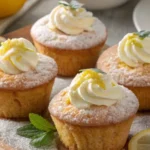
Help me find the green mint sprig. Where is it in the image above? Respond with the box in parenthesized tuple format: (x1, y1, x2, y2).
(134, 30, 150, 39)
(79, 68, 106, 74)
(17, 113, 56, 148)
(59, 0, 84, 9)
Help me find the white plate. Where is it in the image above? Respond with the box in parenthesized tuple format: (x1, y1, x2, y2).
(133, 0, 150, 31)
(79, 0, 129, 10)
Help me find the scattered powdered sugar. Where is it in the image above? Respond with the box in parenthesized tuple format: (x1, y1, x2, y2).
(0, 76, 73, 150)
(98, 46, 150, 87)
(49, 86, 139, 126)
(31, 15, 106, 50)
(109, 59, 150, 87)
(0, 54, 58, 90)
(0, 119, 57, 150)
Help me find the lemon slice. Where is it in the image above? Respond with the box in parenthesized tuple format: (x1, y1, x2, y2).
(0, 0, 26, 18)
(128, 129, 150, 150)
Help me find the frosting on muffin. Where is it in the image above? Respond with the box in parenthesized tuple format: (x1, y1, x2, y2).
(48, 3, 95, 35)
(97, 45, 150, 87)
(0, 38, 58, 90)
(69, 69, 124, 108)
(49, 87, 139, 126)
(49, 69, 139, 126)
(31, 15, 106, 50)
(31, 1, 106, 51)
(118, 31, 150, 67)
(0, 38, 38, 74)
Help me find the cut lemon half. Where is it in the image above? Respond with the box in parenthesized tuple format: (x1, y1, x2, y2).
(0, 0, 26, 18)
(128, 129, 150, 150)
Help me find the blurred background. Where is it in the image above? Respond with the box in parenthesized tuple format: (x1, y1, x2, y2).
(0, 0, 145, 46)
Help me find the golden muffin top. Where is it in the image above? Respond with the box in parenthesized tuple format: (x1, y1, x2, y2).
(49, 69, 139, 126)
(0, 38, 58, 90)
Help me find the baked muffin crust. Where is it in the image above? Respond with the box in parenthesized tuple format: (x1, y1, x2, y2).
(31, 15, 106, 50)
(0, 53, 57, 90)
(49, 87, 139, 126)
(97, 45, 150, 87)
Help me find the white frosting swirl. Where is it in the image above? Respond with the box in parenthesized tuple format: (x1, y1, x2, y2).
(48, 5, 95, 35)
(0, 38, 38, 74)
(68, 70, 124, 108)
(118, 33, 150, 67)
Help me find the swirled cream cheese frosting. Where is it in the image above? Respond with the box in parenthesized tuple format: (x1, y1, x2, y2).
(0, 38, 38, 74)
(118, 32, 150, 67)
(68, 69, 124, 108)
(48, 2, 95, 35)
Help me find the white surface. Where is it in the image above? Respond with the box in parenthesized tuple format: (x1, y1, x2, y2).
(133, 0, 150, 31)
(79, 0, 129, 10)
(0, 0, 39, 34)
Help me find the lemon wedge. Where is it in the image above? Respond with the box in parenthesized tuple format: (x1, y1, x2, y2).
(128, 129, 150, 150)
(0, 0, 26, 18)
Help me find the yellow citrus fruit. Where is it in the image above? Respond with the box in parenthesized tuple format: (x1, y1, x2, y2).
(128, 128, 150, 150)
(0, 0, 26, 18)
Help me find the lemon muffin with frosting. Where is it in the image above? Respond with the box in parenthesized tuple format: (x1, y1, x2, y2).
(0, 38, 58, 118)
(49, 69, 139, 150)
(31, 0, 107, 76)
(97, 31, 150, 110)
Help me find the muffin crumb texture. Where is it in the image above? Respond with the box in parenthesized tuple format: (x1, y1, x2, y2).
(31, 15, 106, 50)
(0, 54, 58, 90)
(49, 87, 139, 126)
(98, 45, 150, 87)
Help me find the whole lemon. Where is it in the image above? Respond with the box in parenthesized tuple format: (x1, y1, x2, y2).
(0, 0, 26, 18)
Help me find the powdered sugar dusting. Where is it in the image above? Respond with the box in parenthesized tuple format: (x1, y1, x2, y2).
(98, 46, 150, 87)
(49, 87, 139, 126)
(0, 120, 57, 150)
(0, 54, 58, 90)
(31, 15, 106, 50)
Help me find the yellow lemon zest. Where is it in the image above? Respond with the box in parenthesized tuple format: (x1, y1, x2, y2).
(132, 39, 143, 48)
(66, 98, 71, 105)
(75, 70, 105, 90)
(118, 62, 132, 70)
(127, 34, 137, 40)
(16, 56, 22, 62)
(0, 39, 34, 57)
(126, 34, 143, 48)
(112, 82, 116, 86)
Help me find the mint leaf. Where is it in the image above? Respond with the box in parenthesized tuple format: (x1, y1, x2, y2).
(59, 0, 70, 6)
(134, 30, 150, 39)
(79, 68, 106, 74)
(17, 113, 56, 148)
(59, 0, 84, 9)
(17, 124, 44, 138)
(30, 131, 55, 148)
(29, 113, 56, 132)
(70, 0, 84, 9)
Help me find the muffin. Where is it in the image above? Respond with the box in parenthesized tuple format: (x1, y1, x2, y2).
(31, 1, 107, 76)
(97, 31, 150, 110)
(0, 38, 58, 118)
(49, 69, 139, 150)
